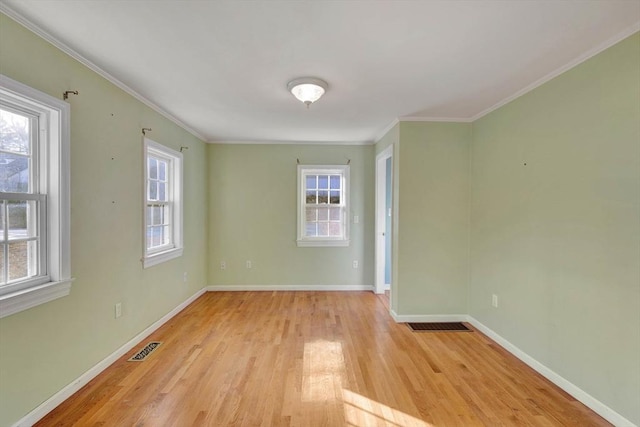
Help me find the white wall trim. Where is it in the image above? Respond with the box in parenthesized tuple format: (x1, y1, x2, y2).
(207, 139, 374, 146)
(11, 288, 207, 427)
(469, 23, 640, 122)
(373, 119, 399, 144)
(399, 116, 473, 123)
(207, 284, 374, 292)
(389, 310, 468, 323)
(467, 316, 637, 427)
(0, 3, 207, 142)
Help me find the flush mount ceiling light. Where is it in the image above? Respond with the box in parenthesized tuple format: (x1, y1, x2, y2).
(287, 77, 328, 108)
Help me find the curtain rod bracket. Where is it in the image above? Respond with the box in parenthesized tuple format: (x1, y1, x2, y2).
(180, 146, 189, 152)
(142, 128, 152, 136)
(63, 90, 78, 100)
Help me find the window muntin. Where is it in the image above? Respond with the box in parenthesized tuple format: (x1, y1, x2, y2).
(143, 139, 183, 267)
(297, 165, 349, 247)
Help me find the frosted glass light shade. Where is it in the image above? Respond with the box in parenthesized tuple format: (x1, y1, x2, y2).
(287, 78, 328, 107)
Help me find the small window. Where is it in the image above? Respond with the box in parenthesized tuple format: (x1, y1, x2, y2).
(0, 74, 72, 318)
(297, 165, 349, 247)
(143, 138, 183, 268)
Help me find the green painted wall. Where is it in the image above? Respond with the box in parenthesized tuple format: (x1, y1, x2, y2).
(396, 122, 471, 315)
(208, 144, 374, 288)
(469, 33, 640, 424)
(0, 14, 208, 426)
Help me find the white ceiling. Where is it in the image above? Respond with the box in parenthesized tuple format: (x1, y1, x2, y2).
(1, 1, 639, 144)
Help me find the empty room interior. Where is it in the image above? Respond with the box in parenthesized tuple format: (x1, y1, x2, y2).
(0, 1, 639, 426)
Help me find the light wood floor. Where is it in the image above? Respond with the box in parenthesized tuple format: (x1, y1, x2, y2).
(37, 292, 610, 426)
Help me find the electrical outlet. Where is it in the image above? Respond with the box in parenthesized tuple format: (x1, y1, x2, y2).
(115, 302, 122, 318)
(183, 272, 188, 283)
(221, 261, 226, 270)
(492, 294, 499, 308)
(354, 215, 359, 224)
(352, 260, 358, 269)
(246, 260, 252, 269)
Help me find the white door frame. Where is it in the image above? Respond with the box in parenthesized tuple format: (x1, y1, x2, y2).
(375, 145, 393, 295)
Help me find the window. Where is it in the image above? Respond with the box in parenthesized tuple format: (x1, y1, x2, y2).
(297, 165, 349, 247)
(143, 138, 182, 268)
(0, 74, 72, 318)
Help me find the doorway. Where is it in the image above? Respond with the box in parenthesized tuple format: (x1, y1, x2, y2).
(375, 145, 393, 295)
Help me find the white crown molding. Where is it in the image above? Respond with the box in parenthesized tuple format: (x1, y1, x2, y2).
(11, 288, 207, 427)
(207, 284, 374, 292)
(467, 316, 637, 427)
(470, 23, 640, 122)
(373, 119, 399, 144)
(208, 139, 374, 146)
(0, 4, 207, 142)
(399, 116, 473, 123)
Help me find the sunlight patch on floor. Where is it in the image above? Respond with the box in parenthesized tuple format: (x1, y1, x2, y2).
(341, 389, 434, 427)
(302, 340, 346, 402)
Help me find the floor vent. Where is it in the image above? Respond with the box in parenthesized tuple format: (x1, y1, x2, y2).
(128, 342, 162, 361)
(407, 322, 471, 332)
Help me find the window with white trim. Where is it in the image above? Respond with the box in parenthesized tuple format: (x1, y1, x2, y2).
(143, 138, 183, 268)
(0, 74, 72, 318)
(297, 165, 349, 247)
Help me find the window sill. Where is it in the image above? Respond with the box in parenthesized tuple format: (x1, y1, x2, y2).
(297, 239, 350, 247)
(143, 247, 183, 268)
(0, 278, 74, 319)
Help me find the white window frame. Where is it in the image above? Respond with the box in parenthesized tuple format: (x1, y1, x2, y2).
(0, 74, 72, 319)
(297, 164, 350, 247)
(142, 138, 183, 268)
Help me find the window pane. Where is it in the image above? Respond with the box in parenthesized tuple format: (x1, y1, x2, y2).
(146, 227, 153, 249)
(318, 191, 328, 204)
(148, 157, 158, 179)
(330, 175, 340, 190)
(158, 160, 167, 181)
(149, 181, 158, 200)
(306, 191, 316, 204)
(162, 205, 170, 225)
(306, 176, 317, 190)
(305, 223, 317, 237)
(152, 226, 161, 247)
(8, 241, 29, 281)
(0, 201, 4, 241)
(305, 207, 317, 222)
(146, 205, 152, 227)
(0, 152, 30, 193)
(0, 245, 4, 283)
(317, 222, 329, 236)
(162, 226, 170, 246)
(330, 191, 340, 204)
(329, 222, 342, 237)
(318, 208, 328, 221)
(7, 200, 31, 240)
(318, 175, 328, 189)
(158, 182, 166, 201)
(0, 109, 30, 154)
(329, 207, 341, 221)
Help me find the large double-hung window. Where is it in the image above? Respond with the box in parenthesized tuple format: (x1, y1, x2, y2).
(297, 165, 350, 247)
(0, 74, 72, 318)
(142, 138, 183, 268)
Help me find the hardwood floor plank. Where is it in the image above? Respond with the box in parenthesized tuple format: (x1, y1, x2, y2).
(36, 291, 611, 426)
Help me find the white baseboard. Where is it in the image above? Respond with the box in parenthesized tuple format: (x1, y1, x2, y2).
(207, 284, 374, 292)
(12, 288, 207, 427)
(466, 316, 636, 427)
(390, 310, 468, 323)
